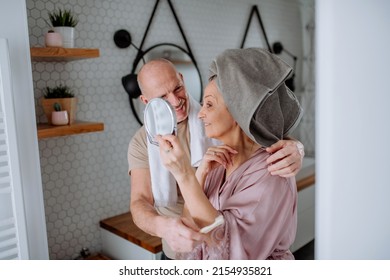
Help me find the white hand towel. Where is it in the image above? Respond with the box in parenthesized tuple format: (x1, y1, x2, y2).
(147, 94, 218, 207)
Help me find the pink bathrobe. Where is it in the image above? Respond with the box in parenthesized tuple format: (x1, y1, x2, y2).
(179, 148, 297, 260)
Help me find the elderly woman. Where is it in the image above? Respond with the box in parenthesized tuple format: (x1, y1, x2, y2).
(156, 48, 303, 259)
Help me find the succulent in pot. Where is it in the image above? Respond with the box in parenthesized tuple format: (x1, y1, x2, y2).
(44, 84, 75, 99)
(46, 8, 78, 48)
(46, 8, 78, 28)
(51, 102, 69, 126)
(41, 84, 78, 125)
(53, 102, 62, 111)
(44, 29, 63, 47)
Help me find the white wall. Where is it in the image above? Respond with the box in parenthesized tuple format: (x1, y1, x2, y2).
(316, 0, 390, 259)
(0, 0, 48, 259)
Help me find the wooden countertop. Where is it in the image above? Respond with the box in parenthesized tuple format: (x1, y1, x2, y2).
(296, 174, 315, 192)
(100, 212, 162, 254)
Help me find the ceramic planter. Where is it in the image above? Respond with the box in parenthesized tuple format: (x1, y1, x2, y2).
(45, 32, 63, 47)
(53, 26, 75, 48)
(51, 111, 69, 125)
(41, 97, 77, 125)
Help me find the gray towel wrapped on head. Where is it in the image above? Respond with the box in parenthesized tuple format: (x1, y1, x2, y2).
(209, 48, 303, 147)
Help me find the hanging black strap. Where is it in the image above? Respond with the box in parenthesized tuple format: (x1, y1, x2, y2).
(137, 0, 160, 51)
(132, 0, 196, 72)
(240, 5, 272, 52)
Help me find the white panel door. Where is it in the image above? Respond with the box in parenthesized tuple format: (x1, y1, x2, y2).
(0, 38, 29, 259)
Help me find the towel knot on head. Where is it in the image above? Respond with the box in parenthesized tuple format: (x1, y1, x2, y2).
(209, 48, 303, 147)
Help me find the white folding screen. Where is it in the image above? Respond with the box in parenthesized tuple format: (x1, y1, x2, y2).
(0, 38, 29, 259)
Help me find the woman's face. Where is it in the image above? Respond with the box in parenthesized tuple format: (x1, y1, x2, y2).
(198, 80, 236, 140)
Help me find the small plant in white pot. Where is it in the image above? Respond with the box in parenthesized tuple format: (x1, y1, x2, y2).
(44, 30, 62, 47)
(41, 84, 78, 125)
(46, 8, 78, 48)
(51, 102, 69, 126)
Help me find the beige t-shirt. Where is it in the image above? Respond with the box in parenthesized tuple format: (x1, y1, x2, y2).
(128, 119, 192, 259)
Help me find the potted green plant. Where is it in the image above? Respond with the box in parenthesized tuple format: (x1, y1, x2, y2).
(41, 84, 78, 125)
(46, 8, 78, 48)
(44, 29, 63, 47)
(51, 103, 69, 126)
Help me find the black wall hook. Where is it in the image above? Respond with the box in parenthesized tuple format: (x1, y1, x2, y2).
(113, 29, 132, 48)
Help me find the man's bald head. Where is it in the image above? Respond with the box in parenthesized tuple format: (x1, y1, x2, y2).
(137, 59, 190, 122)
(138, 59, 178, 98)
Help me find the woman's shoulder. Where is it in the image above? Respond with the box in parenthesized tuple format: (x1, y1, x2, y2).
(242, 148, 269, 174)
(239, 149, 295, 189)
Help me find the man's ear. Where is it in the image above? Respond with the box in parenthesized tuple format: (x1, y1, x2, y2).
(140, 95, 148, 105)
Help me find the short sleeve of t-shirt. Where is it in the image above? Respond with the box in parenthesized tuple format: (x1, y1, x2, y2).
(127, 121, 190, 175)
(127, 126, 148, 174)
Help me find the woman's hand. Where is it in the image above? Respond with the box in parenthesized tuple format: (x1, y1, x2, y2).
(156, 134, 192, 180)
(196, 145, 238, 179)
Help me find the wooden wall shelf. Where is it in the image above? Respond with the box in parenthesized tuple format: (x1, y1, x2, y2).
(30, 47, 100, 61)
(37, 121, 104, 139)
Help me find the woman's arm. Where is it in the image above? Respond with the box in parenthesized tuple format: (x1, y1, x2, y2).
(177, 171, 219, 227)
(156, 135, 234, 228)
